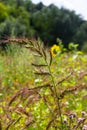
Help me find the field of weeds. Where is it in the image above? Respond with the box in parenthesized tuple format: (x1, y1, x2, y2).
(0, 39, 87, 130)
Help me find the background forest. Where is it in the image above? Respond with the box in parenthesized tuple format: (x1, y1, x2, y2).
(0, 0, 87, 50)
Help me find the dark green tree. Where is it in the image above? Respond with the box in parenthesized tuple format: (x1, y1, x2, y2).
(31, 5, 83, 46)
(74, 21, 87, 49)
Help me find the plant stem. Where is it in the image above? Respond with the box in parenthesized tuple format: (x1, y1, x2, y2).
(45, 59, 63, 130)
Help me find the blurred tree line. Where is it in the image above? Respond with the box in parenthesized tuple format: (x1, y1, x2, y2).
(0, 0, 87, 49)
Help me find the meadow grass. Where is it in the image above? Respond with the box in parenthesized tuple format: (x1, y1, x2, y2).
(0, 40, 87, 130)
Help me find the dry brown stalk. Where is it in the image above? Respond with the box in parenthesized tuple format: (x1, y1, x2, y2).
(16, 107, 30, 117)
(42, 47, 47, 60)
(49, 51, 52, 66)
(73, 118, 86, 130)
(25, 46, 43, 56)
(5, 120, 14, 130)
(46, 113, 58, 130)
(28, 83, 52, 90)
(21, 120, 35, 130)
(7, 90, 21, 107)
(56, 71, 74, 85)
(7, 87, 39, 107)
(25, 95, 40, 107)
(0, 121, 2, 130)
(43, 95, 53, 114)
(8, 38, 30, 45)
(59, 83, 87, 99)
(78, 71, 87, 80)
(34, 71, 50, 75)
(12, 116, 22, 126)
(32, 63, 47, 67)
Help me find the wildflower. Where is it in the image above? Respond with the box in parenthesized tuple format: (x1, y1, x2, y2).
(63, 118, 68, 124)
(77, 117, 83, 122)
(82, 125, 87, 130)
(69, 113, 77, 120)
(50, 44, 60, 57)
(35, 78, 42, 83)
(81, 111, 86, 117)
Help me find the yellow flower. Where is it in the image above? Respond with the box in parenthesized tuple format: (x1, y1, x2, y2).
(50, 44, 60, 57)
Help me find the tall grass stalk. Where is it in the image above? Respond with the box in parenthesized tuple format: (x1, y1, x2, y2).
(45, 59, 63, 130)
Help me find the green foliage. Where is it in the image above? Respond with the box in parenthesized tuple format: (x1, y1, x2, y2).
(0, 17, 15, 38)
(74, 21, 87, 49)
(0, 39, 87, 129)
(68, 42, 79, 52)
(0, 2, 8, 22)
(5, 43, 22, 56)
(82, 41, 87, 53)
(0, 0, 86, 49)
